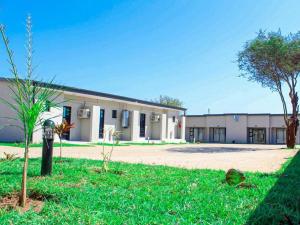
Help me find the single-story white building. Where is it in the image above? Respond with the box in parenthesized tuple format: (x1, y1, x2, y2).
(0, 78, 186, 143)
(186, 113, 300, 144)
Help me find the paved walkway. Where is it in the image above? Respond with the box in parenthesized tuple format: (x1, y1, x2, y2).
(0, 143, 298, 172)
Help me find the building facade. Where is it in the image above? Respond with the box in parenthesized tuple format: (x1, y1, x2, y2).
(0, 78, 186, 143)
(186, 114, 300, 144)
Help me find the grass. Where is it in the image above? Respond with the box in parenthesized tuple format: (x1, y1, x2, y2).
(95, 142, 130, 147)
(0, 153, 299, 224)
(1, 141, 186, 148)
(0, 142, 92, 148)
(96, 141, 187, 147)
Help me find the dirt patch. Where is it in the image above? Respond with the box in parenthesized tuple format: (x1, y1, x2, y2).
(0, 193, 43, 213)
(0, 191, 57, 213)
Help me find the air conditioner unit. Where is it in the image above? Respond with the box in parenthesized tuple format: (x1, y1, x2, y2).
(78, 108, 91, 119)
(151, 113, 160, 122)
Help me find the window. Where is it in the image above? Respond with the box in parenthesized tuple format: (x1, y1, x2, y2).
(172, 116, 176, 123)
(112, 110, 117, 118)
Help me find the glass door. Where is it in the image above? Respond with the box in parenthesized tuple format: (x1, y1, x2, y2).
(196, 128, 205, 142)
(276, 128, 286, 144)
(99, 109, 105, 139)
(62, 106, 72, 140)
(139, 113, 146, 137)
(248, 128, 266, 144)
(209, 128, 226, 143)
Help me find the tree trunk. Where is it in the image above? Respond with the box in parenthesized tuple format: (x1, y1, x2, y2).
(19, 139, 29, 207)
(286, 88, 299, 148)
(60, 138, 62, 162)
(286, 117, 298, 148)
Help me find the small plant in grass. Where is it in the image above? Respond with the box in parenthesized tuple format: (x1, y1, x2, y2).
(54, 120, 75, 162)
(225, 169, 245, 185)
(0, 152, 19, 162)
(101, 129, 122, 172)
(225, 169, 257, 189)
(112, 130, 122, 145)
(0, 16, 61, 207)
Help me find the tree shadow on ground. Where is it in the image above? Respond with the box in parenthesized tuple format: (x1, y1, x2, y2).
(246, 152, 300, 225)
(166, 147, 265, 153)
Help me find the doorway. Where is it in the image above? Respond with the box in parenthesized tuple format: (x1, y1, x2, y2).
(62, 106, 72, 140)
(99, 109, 105, 139)
(248, 128, 266, 144)
(209, 128, 226, 143)
(139, 113, 146, 137)
(276, 128, 286, 144)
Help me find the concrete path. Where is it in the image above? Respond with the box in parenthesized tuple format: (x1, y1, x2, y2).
(0, 143, 298, 172)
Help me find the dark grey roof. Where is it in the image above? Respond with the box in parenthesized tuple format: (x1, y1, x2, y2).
(0, 77, 186, 111)
(187, 113, 287, 117)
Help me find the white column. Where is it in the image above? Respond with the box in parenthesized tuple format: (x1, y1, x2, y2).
(89, 105, 100, 142)
(131, 110, 139, 141)
(160, 113, 167, 141)
(180, 116, 186, 140)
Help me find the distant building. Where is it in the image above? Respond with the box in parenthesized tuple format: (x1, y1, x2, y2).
(186, 114, 300, 144)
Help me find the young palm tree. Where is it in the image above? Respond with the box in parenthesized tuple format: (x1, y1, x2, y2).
(0, 16, 61, 207)
(54, 120, 75, 162)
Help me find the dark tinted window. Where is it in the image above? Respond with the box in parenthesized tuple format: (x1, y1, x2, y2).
(112, 110, 117, 118)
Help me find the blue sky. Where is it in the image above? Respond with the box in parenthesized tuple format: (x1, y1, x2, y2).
(0, 0, 300, 114)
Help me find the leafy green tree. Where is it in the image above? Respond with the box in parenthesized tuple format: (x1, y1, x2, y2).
(152, 95, 183, 108)
(0, 16, 61, 207)
(238, 30, 300, 148)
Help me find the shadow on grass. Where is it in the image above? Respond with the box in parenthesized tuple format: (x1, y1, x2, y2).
(246, 152, 300, 225)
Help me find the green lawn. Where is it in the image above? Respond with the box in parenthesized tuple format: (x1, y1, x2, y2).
(0, 142, 92, 148)
(0, 153, 299, 224)
(0, 141, 186, 148)
(96, 141, 187, 147)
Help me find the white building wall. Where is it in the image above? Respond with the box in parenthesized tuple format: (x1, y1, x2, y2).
(225, 115, 247, 144)
(206, 116, 226, 127)
(32, 95, 64, 143)
(0, 81, 64, 143)
(0, 81, 23, 142)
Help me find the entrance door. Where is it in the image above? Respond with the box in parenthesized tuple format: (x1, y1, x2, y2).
(62, 106, 72, 140)
(139, 113, 146, 137)
(196, 128, 205, 142)
(248, 128, 266, 144)
(99, 109, 105, 139)
(209, 128, 226, 143)
(189, 128, 195, 142)
(276, 128, 286, 144)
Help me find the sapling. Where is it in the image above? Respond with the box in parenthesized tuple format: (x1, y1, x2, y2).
(0, 16, 61, 207)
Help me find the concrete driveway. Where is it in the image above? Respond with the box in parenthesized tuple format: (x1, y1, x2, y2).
(0, 143, 298, 172)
